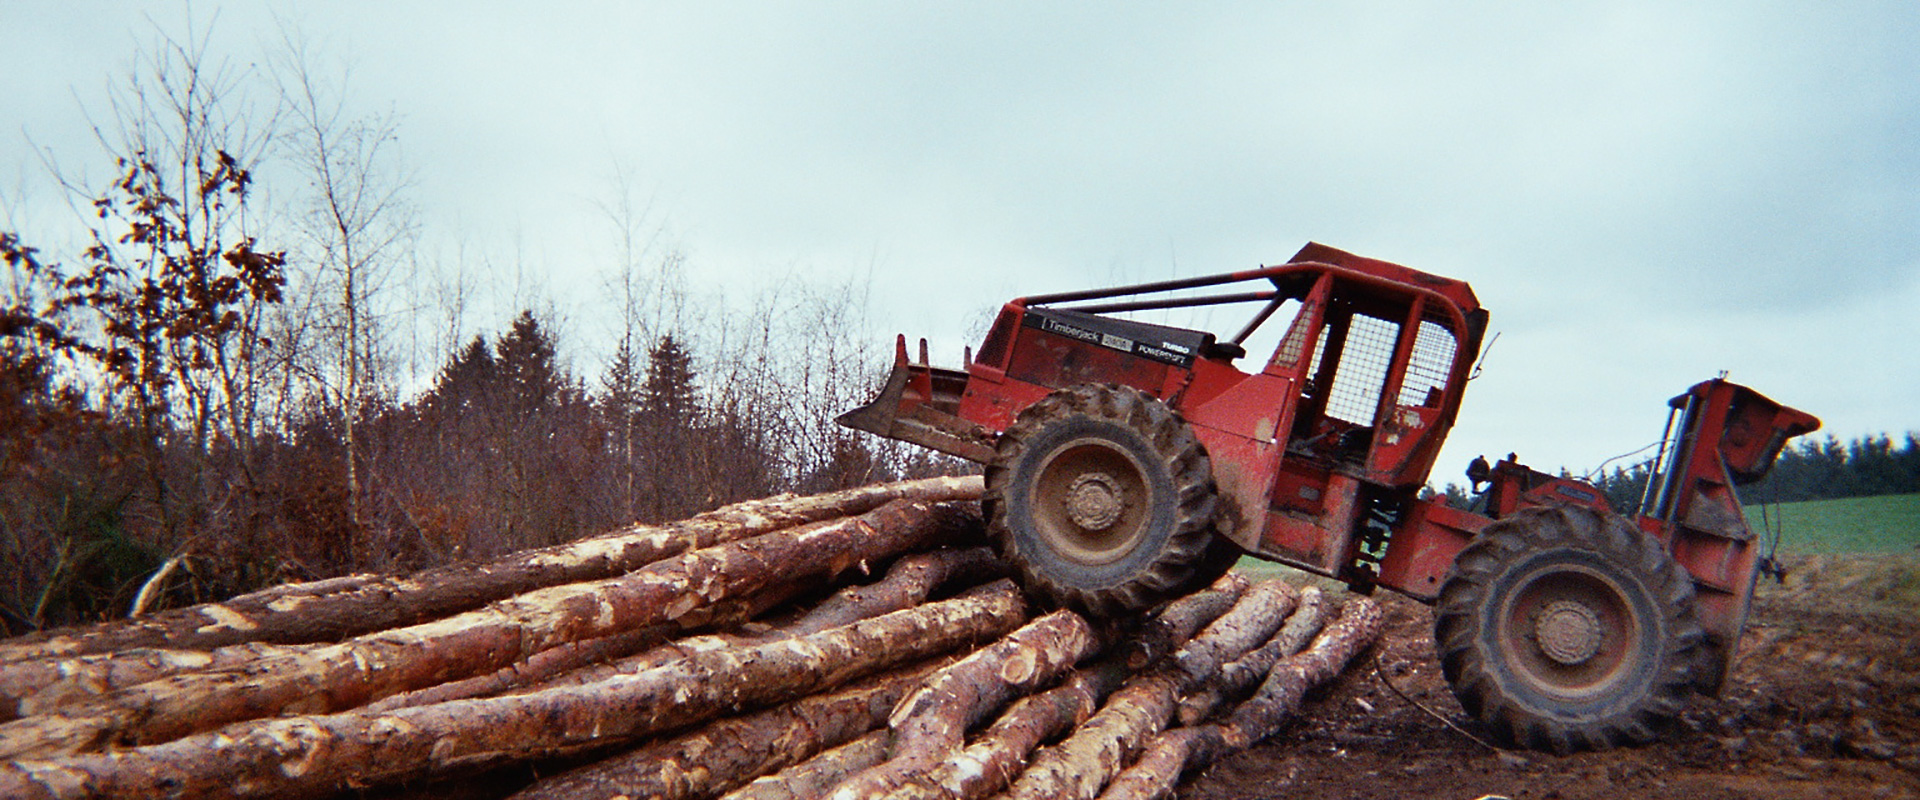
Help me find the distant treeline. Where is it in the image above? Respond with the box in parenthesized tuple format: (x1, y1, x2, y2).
(1590, 433, 1920, 513)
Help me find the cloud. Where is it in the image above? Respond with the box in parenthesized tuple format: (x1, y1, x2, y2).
(3, 1, 1912, 473)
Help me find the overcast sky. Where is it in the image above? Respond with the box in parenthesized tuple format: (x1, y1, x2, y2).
(2, 2, 1915, 484)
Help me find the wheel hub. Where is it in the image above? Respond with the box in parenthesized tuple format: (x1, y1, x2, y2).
(1534, 600, 1604, 666)
(1063, 473, 1126, 531)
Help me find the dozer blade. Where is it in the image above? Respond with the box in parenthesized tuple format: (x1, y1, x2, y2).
(836, 335, 997, 463)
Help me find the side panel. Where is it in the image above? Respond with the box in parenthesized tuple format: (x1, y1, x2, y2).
(1004, 327, 1172, 396)
(956, 364, 1052, 435)
(1375, 499, 1489, 602)
(1256, 472, 1364, 575)
(1184, 372, 1298, 550)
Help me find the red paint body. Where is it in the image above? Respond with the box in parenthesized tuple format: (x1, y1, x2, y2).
(839, 243, 1819, 676)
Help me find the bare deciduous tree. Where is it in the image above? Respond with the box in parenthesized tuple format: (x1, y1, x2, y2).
(271, 27, 416, 529)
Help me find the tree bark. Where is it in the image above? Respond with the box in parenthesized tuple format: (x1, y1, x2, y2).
(1119, 572, 1248, 670)
(784, 547, 1004, 638)
(0, 581, 1028, 800)
(1, 642, 290, 721)
(722, 729, 892, 800)
(1169, 578, 1298, 691)
(1220, 596, 1384, 748)
(508, 661, 940, 800)
(1000, 670, 1183, 800)
(1099, 597, 1384, 800)
(1176, 585, 1327, 726)
(0, 498, 981, 759)
(828, 609, 1102, 800)
(0, 476, 982, 666)
(895, 657, 1132, 800)
(497, 547, 1000, 696)
(1000, 578, 1275, 800)
(359, 580, 804, 713)
(1091, 727, 1222, 800)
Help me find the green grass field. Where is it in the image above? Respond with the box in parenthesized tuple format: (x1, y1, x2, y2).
(1233, 492, 1919, 585)
(1744, 492, 1920, 554)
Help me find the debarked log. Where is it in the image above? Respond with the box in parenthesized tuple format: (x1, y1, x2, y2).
(1099, 597, 1384, 800)
(827, 608, 1103, 800)
(1220, 596, 1384, 748)
(492, 547, 1002, 697)
(893, 656, 1132, 800)
(1175, 585, 1328, 726)
(0, 581, 1028, 800)
(0, 499, 981, 760)
(508, 661, 942, 800)
(999, 578, 1280, 800)
(0, 476, 983, 669)
(722, 730, 893, 800)
(1169, 578, 1298, 692)
(1119, 572, 1248, 670)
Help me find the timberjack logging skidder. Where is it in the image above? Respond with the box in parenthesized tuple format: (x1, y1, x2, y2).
(838, 243, 1820, 752)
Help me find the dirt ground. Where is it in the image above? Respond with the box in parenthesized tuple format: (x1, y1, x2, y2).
(1186, 553, 1920, 800)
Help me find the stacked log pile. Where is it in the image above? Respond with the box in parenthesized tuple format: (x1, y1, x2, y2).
(0, 477, 1383, 799)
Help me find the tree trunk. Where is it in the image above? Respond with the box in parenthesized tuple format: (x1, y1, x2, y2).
(1220, 596, 1384, 748)
(722, 729, 892, 800)
(508, 661, 939, 800)
(0, 582, 1028, 800)
(1169, 579, 1298, 691)
(785, 547, 1004, 637)
(1176, 585, 1328, 726)
(896, 657, 1132, 800)
(359, 580, 803, 713)
(1, 642, 291, 721)
(1001, 578, 1274, 800)
(496, 547, 1000, 697)
(1119, 572, 1248, 670)
(0, 476, 982, 666)
(1100, 597, 1385, 800)
(1091, 727, 1222, 800)
(1001, 670, 1184, 800)
(828, 609, 1102, 800)
(0, 499, 981, 759)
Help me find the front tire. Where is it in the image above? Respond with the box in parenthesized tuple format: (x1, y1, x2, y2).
(984, 384, 1225, 617)
(1434, 505, 1704, 752)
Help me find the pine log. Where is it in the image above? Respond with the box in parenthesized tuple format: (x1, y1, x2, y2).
(1000, 577, 1275, 800)
(1220, 596, 1384, 748)
(1091, 727, 1221, 800)
(501, 547, 1001, 696)
(1, 642, 289, 721)
(827, 609, 1102, 800)
(722, 729, 893, 800)
(0, 581, 1028, 800)
(1119, 572, 1249, 670)
(359, 580, 803, 713)
(1175, 585, 1327, 726)
(1168, 579, 1298, 691)
(1100, 596, 1384, 800)
(0, 498, 981, 760)
(508, 661, 941, 800)
(1000, 670, 1183, 800)
(0, 476, 982, 667)
(895, 657, 1132, 800)
(784, 547, 1005, 637)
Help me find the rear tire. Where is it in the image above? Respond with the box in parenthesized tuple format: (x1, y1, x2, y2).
(984, 384, 1223, 617)
(1433, 505, 1703, 752)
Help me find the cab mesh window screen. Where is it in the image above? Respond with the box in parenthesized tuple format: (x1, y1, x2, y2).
(1395, 316, 1458, 408)
(1323, 313, 1398, 426)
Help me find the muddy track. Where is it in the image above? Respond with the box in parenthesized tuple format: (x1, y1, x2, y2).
(1185, 553, 1920, 800)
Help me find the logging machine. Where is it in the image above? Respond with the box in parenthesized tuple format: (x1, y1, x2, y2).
(838, 243, 1819, 752)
